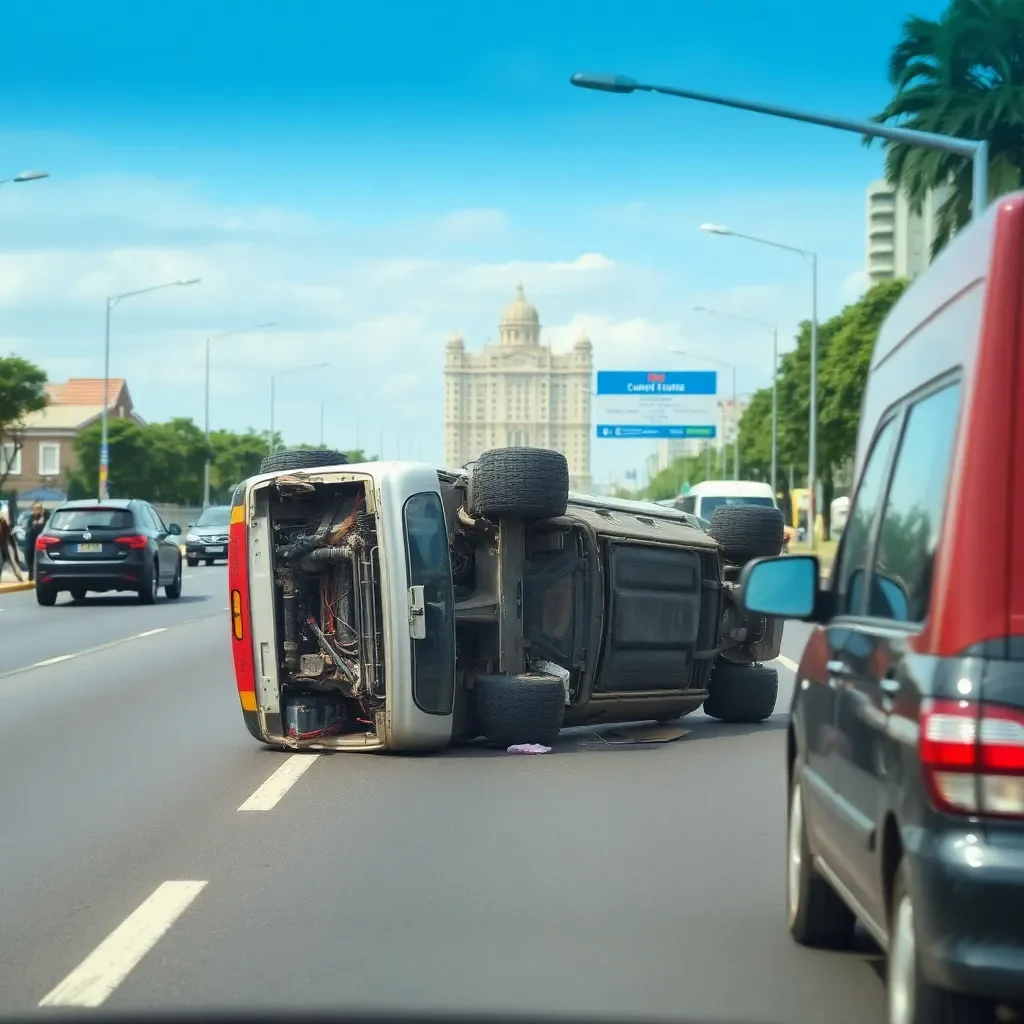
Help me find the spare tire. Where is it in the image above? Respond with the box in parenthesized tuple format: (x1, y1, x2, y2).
(260, 448, 349, 474)
(469, 447, 569, 520)
(473, 672, 566, 747)
(708, 504, 785, 563)
(703, 662, 779, 723)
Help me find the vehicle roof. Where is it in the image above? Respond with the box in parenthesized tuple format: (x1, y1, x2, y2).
(55, 498, 137, 508)
(687, 480, 774, 497)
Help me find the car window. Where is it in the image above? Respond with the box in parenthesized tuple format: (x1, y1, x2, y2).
(49, 507, 134, 531)
(699, 496, 775, 518)
(150, 506, 170, 533)
(677, 496, 696, 515)
(833, 417, 900, 616)
(403, 491, 455, 716)
(868, 381, 962, 625)
(195, 507, 230, 527)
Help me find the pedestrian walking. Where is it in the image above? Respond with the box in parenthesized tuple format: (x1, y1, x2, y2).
(0, 506, 24, 582)
(23, 502, 47, 581)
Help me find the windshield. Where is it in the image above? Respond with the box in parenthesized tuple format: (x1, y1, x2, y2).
(194, 507, 230, 527)
(699, 496, 776, 519)
(48, 508, 134, 531)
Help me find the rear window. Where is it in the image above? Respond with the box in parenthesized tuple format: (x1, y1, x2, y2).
(699, 495, 775, 519)
(403, 491, 455, 716)
(195, 506, 231, 527)
(49, 508, 134, 531)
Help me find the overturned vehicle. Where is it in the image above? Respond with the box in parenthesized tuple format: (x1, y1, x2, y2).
(227, 446, 786, 751)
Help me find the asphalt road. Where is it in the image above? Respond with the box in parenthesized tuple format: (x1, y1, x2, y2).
(0, 578, 887, 1022)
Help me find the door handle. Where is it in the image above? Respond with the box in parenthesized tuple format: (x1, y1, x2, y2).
(408, 585, 426, 640)
(880, 677, 900, 695)
(826, 659, 847, 675)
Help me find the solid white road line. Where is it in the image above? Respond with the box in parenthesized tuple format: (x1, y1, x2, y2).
(239, 754, 320, 811)
(38, 880, 208, 1008)
(776, 655, 799, 672)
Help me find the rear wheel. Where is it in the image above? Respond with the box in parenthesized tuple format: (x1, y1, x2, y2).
(259, 448, 349, 474)
(165, 559, 182, 599)
(35, 584, 57, 607)
(70, 587, 87, 602)
(787, 774, 856, 947)
(139, 562, 158, 604)
(703, 662, 779, 722)
(473, 672, 565, 747)
(887, 862, 992, 1023)
(468, 447, 569, 521)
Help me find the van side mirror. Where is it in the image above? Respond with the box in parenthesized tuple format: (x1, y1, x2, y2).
(739, 556, 820, 620)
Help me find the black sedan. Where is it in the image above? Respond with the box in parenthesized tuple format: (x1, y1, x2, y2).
(34, 499, 183, 606)
(185, 505, 231, 566)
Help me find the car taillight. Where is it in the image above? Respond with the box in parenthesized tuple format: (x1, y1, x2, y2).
(115, 535, 148, 550)
(228, 489, 257, 709)
(35, 535, 59, 551)
(920, 699, 1024, 819)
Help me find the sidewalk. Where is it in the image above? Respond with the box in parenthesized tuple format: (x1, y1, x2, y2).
(0, 565, 33, 594)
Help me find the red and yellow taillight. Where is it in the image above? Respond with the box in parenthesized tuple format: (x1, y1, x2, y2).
(228, 487, 257, 714)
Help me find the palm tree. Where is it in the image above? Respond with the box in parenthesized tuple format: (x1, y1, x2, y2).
(869, 0, 1024, 255)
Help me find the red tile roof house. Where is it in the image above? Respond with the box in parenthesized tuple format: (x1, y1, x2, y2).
(0, 378, 145, 504)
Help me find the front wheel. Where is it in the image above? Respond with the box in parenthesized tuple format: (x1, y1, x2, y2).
(887, 862, 992, 1023)
(787, 775, 855, 948)
(205, 558, 215, 567)
(70, 587, 87, 602)
(186, 556, 199, 568)
(703, 662, 779, 722)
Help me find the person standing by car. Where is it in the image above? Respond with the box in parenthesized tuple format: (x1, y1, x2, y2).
(23, 503, 47, 581)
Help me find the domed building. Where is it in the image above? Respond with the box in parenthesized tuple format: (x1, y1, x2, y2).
(444, 284, 592, 490)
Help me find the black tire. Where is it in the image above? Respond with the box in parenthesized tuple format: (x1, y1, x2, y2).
(205, 558, 215, 566)
(787, 772, 856, 948)
(887, 862, 993, 1023)
(165, 558, 182, 599)
(469, 447, 569, 520)
(36, 584, 57, 607)
(708, 504, 785, 563)
(186, 556, 199, 568)
(259, 448, 349, 474)
(473, 672, 566, 747)
(70, 587, 87, 602)
(138, 561, 158, 605)
(703, 662, 779, 722)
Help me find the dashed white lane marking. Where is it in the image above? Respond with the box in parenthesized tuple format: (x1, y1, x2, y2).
(776, 655, 799, 672)
(38, 880, 207, 1008)
(133, 628, 166, 639)
(33, 654, 75, 668)
(239, 754, 320, 811)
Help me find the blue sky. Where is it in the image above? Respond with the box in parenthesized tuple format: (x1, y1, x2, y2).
(0, 0, 945, 483)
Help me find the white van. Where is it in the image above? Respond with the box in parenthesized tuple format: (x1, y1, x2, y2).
(672, 481, 778, 522)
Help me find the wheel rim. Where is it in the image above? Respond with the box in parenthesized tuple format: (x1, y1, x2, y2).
(787, 782, 803, 927)
(889, 892, 916, 1024)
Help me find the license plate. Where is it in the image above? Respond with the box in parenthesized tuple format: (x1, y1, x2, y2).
(206, 546, 225, 554)
(77, 543, 102, 553)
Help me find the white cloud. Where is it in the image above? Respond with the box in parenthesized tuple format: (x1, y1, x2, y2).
(435, 208, 508, 244)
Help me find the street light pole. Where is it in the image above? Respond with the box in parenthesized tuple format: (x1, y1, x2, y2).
(99, 278, 201, 498)
(203, 322, 276, 507)
(673, 349, 738, 480)
(692, 306, 779, 495)
(568, 74, 989, 217)
(268, 363, 329, 456)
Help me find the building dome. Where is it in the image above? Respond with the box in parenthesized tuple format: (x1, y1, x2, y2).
(500, 283, 539, 327)
(499, 283, 540, 346)
(574, 330, 592, 350)
(446, 331, 464, 349)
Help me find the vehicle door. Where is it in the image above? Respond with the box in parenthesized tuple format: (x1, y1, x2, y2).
(829, 379, 962, 924)
(799, 415, 900, 865)
(145, 505, 180, 583)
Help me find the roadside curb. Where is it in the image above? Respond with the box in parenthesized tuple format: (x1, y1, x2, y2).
(0, 581, 34, 594)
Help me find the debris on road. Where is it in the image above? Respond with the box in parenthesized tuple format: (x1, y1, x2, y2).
(507, 743, 552, 755)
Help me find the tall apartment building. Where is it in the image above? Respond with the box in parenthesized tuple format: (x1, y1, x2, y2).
(866, 179, 946, 286)
(444, 284, 593, 491)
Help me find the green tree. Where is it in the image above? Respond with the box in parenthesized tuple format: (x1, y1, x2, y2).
(869, 0, 1024, 255)
(70, 420, 154, 499)
(0, 355, 48, 492)
(209, 429, 273, 504)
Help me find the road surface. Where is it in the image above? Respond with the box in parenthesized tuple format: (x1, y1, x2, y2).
(0, 568, 886, 1020)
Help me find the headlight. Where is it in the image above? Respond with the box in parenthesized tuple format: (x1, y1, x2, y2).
(186, 532, 199, 542)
